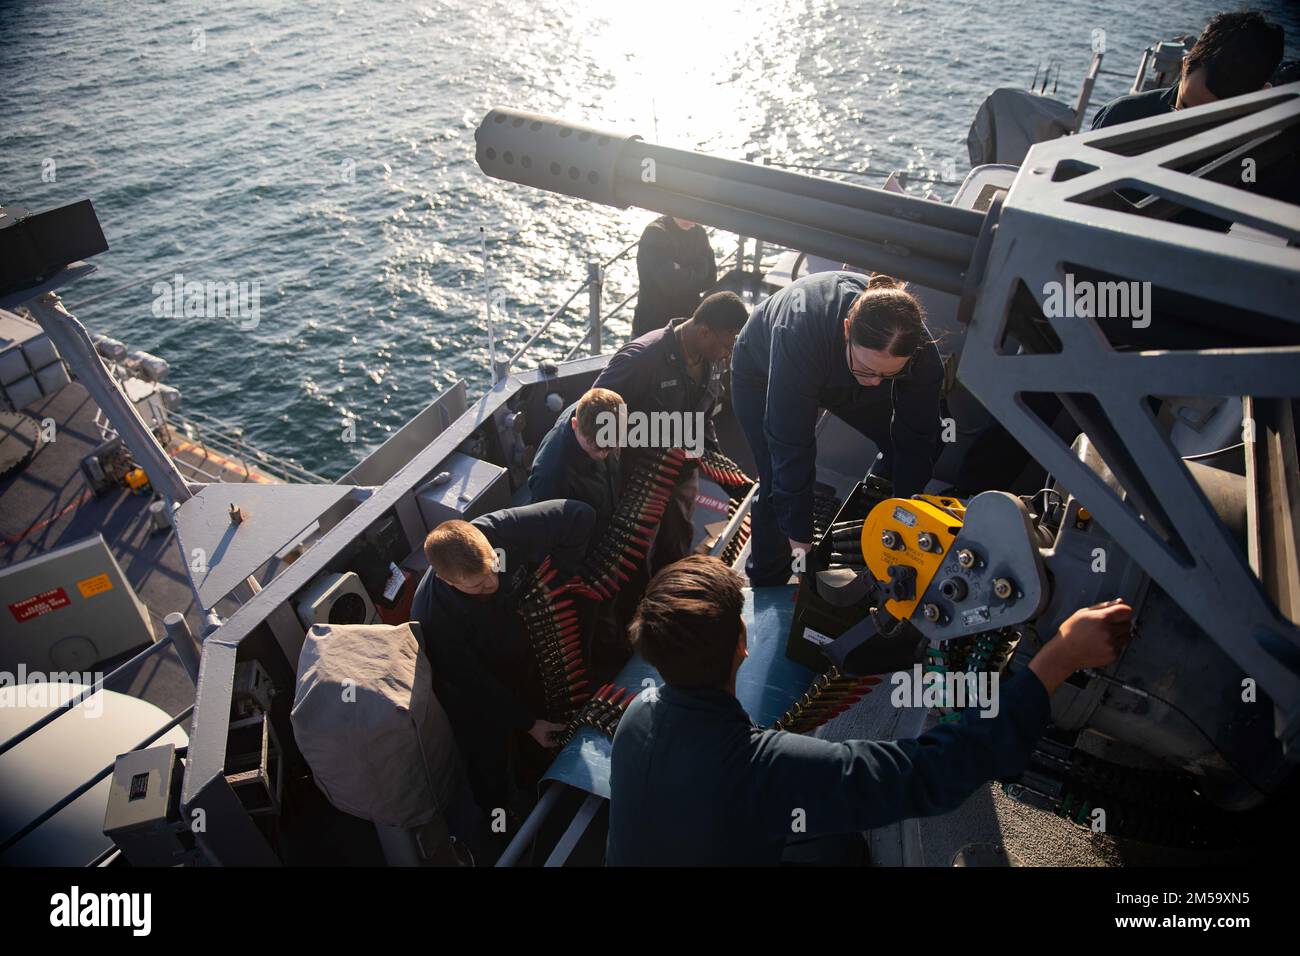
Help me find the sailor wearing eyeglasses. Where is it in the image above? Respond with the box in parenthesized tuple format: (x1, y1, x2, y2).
(730, 271, 943, 586)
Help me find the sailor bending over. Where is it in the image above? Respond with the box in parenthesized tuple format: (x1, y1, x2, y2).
(412, 500, 595, 815)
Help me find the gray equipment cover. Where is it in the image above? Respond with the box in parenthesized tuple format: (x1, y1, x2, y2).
(967, 88, 1077, 166)
(291, 622, 462, 828)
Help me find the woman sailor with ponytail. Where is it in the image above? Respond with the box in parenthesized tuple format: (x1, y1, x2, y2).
(730, 270, 943, 587)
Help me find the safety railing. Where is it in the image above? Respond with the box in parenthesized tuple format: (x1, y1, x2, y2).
(559, 239, 774, 362)
(504, 225, 764, 371)
(169, 407, 328, 484)
(89, 356, 330, 485)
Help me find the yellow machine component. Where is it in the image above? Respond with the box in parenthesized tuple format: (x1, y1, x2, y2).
(124, 467, 150, 491)
(861, 495, 966, 620)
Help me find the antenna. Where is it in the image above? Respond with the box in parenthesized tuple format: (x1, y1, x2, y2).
(481, 226, 498, 386)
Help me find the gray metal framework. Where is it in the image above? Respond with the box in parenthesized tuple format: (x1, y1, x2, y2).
(476, 88, 1300, 756)
(956, 83, 1300, 752)
(179, 356, 610, 864)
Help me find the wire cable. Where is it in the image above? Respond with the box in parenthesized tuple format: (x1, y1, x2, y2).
(1081, 668, 1274, 799)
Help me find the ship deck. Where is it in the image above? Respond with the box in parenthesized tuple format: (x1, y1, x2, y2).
(1, 370, 1264, 867)
(0, 381, 260, 727)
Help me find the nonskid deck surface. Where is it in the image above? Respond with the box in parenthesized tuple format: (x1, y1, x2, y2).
(816, 677, 1114, 866)
(0, 383, 202, 724)
(817, 669, 1270, 865)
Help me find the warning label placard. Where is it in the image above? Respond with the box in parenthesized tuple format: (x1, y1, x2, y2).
(9, 588, 72, 623)
(77, 573, 113, 599)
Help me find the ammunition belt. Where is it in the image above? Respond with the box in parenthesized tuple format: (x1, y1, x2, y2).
(555, 683, 634, 748)
(810, 491, 842, 547)
(569, 447, 688, 601)
(771, 665, 878, 734)
(518, 556, 590, 720)
(699, 449, 754, 495)
(924, 629, 1020, 723)
(822, 513, 864, 564)
(1006, 743, 1246, 849)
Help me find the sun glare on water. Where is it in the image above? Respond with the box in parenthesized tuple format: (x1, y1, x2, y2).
(561, 0, 806, 155)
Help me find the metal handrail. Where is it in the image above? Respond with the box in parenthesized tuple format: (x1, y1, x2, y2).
(599, 237, 641, 270)
(504, 236, 644, 370)
(511, 225, 748, 371)
(507, 280, 594, 368)
(88, 846, 123, 867)
(171, 457, 226, 484)
(86, 360, 328, 484)
(181, 429, 323, 484)
(173, 424, 272, 481)
(558, 238, 747, 363)
(174, 408, 327, 483)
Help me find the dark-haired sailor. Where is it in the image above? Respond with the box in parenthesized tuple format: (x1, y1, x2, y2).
(594, 290, 750, 573)
(607, 556, 1134, 866)
(730, 272, 943, 586)
(1090, 11, 1284, 129)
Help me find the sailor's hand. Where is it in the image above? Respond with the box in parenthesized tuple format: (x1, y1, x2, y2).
(1029, 599, 1133, 693)
(528, 719, 567, 748)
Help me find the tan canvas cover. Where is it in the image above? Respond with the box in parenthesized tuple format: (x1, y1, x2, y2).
(291, 622, 463, 828)
(967, 88, 1077, 167)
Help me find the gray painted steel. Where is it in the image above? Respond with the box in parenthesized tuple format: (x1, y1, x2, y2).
(912, 492, 1048, 641)
(957, 83, 1300, 753)
(173, 481, 356, 611)
(180, 357, 612, 830)
(26, 295, 194, 505)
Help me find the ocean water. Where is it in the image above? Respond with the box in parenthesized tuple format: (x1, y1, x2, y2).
(2, 0, 1297, 476)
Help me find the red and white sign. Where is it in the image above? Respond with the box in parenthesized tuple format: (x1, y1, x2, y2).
(8, 588, 72, 623)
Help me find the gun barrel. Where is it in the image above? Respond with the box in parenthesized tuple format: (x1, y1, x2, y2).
(474, 108, 985, 295)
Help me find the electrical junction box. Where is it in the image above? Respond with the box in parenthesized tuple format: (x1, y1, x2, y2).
(0, 533, 155, 674)
(102, 744, 188, 867)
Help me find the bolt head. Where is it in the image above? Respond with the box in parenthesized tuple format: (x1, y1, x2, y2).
(957, 548, 976, 568)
